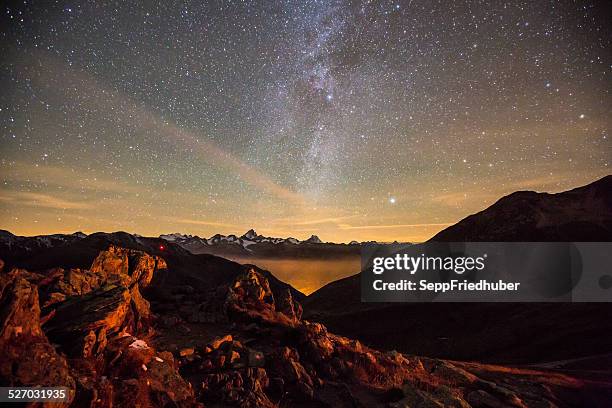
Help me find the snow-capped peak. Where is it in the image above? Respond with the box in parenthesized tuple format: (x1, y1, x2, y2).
(304, 235, 322, 244)
(242, 229, 258, 240)
(159, 233, 193, 242)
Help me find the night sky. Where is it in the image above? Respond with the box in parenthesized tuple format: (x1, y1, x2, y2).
(1, 1, 610, 242)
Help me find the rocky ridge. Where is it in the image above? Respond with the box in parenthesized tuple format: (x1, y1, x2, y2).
(0, 246, 600, 407)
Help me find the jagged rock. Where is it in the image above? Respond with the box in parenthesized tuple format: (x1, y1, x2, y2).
(227, 268, 275, 307)
(41, 246, 166, 357)
(269, 347, 314, 387)
(277, 287, 303, 321)
(99, 336, 197, 407)
(129, 284, 152, 332)
(224, 268, 287, 325)
(397, 384, 446, 407)
(207, 334, 233, 352)
(43, 291, 67, 307)
(201, 368, 273, 407)
(89, 245, 167, 287)
(0, 241, 602, 408)
(54, 268, 102, 297)
(229, 350, 241, 365)
(42, 245, 167, 305)
(43, 284, 132, 357)
(299, 321, 335, 363)
(0, 269, 75, 405)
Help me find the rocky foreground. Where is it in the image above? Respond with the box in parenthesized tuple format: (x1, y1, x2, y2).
(0, 245, 608, 407)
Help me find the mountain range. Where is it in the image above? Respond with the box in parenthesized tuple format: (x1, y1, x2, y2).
(0, 228, 361, 264)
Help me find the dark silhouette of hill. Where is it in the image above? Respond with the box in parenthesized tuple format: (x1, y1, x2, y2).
(433, 175, 612, 241)
(303, 176, 612, 364)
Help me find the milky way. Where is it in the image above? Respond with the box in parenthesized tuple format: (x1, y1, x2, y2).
(1, 1, 610, 242)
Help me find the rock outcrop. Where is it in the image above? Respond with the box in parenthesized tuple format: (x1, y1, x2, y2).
(1, 243, 608, 407)
(174, 266, 591, 407)
(276, 287, 303, 321)
(0, 247, 197, 408)
(41, 245, 167, 357)
(0, 269, 76, 406)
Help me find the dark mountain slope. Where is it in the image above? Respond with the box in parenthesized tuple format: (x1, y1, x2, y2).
(303, 176, 612, 364)
(433, 175, 612, 241)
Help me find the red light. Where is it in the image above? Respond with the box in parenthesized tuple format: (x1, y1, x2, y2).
(159, 245, 165, 251)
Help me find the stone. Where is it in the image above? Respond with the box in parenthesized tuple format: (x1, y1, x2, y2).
(208, 334, 233, 351)
(229, 350, 241, 364)
(227, 268, 274, 306)
(0, 270, 76, 404)
(43, 284, 132, 357)
(277, 287, 303, 321)
(43, 291, 67, 307)
(179, 347, 195, 357)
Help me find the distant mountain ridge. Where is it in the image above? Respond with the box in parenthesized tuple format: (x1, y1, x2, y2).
(158, 229, 367, 259)
(159, 229, 306, 251)
(0, 228, 369, 261)
(0, 230, 87, 253)
(159, 229, 361, 248)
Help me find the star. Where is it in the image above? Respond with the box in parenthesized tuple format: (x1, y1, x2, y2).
(0, 0, 607, 245)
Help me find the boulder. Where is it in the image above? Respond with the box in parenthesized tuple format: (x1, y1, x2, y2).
(43, 284, 132, 357)
(227, 268, 274, 307)
(87, 244, 167, 289)
(40, 246, 166, 357)
(207, 334, 233, 352)
(100, 336, 196, 408)
(277, 287, 303, 321)
(0, 269, 75, 405)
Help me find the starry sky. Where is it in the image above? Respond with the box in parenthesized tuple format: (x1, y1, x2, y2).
(1, 0, 610, 243)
